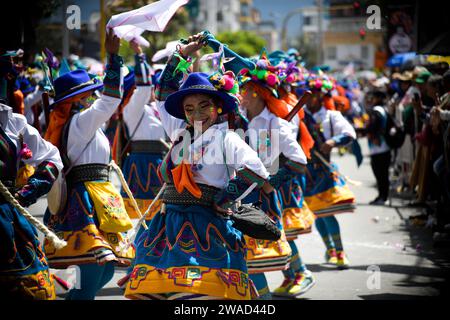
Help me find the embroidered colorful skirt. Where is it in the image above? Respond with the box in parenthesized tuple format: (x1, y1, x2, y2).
(124, 204, 254, 300)
(278, 174, 315, 241)
(44, 181, 135, 269)
(121, 152, 163, 220)
(242, 190, 292, 274)
(304, 162, 355, 218)
(0, 199, 55, 299)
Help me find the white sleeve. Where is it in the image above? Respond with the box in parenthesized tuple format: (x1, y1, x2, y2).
(331, 111, 356, 140)
(223, 131, 269, 179)
(24, 87, 43, 109)
(123, 86, 152, 133)
(155, 100, 186, 142)
(19, 119, 63, 172)
(71, 94, 121, 142)
(272, 117, 307, 165)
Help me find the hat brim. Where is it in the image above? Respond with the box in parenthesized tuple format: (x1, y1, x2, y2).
(165, 87, 238, 120)
(49, 83, 103, 109)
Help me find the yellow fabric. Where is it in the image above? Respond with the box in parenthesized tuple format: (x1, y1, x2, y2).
(304, 185, 355, 212)
(44, 224, 135, 269)
(171, 162, 202, 198)
(15, 164, 36, 188)
(123, 198, 161, 220)
(124, 265, 252, 300)
(282, 202, 315, 234)
(245, 231, 292, 271)
(84, 181, 133, 233)
(0, 269, 55, 300)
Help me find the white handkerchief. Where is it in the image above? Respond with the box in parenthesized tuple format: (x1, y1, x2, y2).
(107, 0, 188, 35)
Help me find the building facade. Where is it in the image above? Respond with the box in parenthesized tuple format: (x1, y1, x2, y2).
(323, 1, 384, 70)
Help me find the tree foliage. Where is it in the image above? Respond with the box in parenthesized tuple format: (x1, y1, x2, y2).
(215, 31, 267, 58)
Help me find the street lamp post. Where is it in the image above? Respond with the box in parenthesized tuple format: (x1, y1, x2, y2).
(281, 3, 326, 65)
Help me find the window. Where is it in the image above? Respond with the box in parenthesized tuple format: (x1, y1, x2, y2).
(327, 46, 337, 60)
(304, 16, 312, 26)
(361, 45, 369, 59)
(217, 11, 223, 22)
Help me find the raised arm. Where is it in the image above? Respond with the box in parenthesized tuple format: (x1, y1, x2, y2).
(123, 41, 153, 132)
(71, 30, 123, 142)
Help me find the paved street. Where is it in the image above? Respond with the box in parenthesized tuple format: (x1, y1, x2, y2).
(29, 139, 450, 300)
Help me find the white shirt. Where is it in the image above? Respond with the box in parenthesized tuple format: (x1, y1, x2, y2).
(66, 95, 121, 166)
(0, 104, 63, 172)
(122, 87, 167, 141)
(24, 86, 44, 125)
(307, 106, 356, 141)
(156, 101, 269, 188)
(245, 107, 307, 173)
(155, 100, 186, 142)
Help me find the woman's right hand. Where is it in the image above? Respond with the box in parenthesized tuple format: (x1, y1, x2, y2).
(180, 33, 206, 56)
(105, 28, 120, 55)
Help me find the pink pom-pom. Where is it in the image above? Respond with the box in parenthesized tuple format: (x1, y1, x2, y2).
(19, 143, 33, 160)
(315, 80, 322, 89)
(266, 74, 277, 87)
(222, 75, 235, 91)
(286, 74, 295, 83)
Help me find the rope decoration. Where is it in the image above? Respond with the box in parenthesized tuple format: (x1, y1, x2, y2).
(119, 182, 167, 254)
(109, 160, 148, 230)
(313, 151, 362, 186)
(0, 180, 67, 249)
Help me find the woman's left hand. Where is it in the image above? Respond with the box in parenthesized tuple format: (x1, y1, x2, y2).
(320, 139, 336, 155)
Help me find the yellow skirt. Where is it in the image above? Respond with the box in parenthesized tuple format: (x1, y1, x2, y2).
(245, 231, 292, 274)
(282, 201, 316, 241)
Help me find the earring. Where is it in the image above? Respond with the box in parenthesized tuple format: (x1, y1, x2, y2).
(217, 107, 223, 114)
(252, 92, 257, 98)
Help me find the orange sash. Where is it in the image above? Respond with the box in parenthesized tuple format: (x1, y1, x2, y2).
(171, 161, 202, 198)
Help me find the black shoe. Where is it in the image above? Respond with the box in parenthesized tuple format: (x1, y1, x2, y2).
(370, 197, 387, 206)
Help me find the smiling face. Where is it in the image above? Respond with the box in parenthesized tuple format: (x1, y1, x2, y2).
(182, 93, 220, 133)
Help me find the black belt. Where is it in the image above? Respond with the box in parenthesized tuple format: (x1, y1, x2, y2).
(162, 183, 219, 207)
(66, 164, 110, 184)
(130, 140, 169, 154)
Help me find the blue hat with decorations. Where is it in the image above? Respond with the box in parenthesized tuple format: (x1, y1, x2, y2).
(50, 69, 103, 109)
(165, 72, 240, 120)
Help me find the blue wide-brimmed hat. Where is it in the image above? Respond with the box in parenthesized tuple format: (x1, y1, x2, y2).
(165, 72, 239, 120)
(18, 77, 35, 94)
(50, 69, 103, 109)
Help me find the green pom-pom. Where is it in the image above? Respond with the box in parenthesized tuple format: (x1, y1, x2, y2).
(230, 82, 239, 94)
(323, 81, 332, 90)
(257, 70, 267, 80)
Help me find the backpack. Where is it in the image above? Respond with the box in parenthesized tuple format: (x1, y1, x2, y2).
(373, 106, 405, 149)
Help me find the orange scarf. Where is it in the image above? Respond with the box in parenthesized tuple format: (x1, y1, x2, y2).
(279, 88, 315, 159)
(44, 92, 93, 148)
(248, 82, 290, 119)
(13, 90, 25, 115)
(44, 101, 73, 148)
(323, 95, 336, 111)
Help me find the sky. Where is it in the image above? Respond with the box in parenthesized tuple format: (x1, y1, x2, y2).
(45, 0, 318, 40)
(253, 0, 316, 39)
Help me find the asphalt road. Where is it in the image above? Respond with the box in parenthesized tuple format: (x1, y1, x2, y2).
(28, 139, 450, 300)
